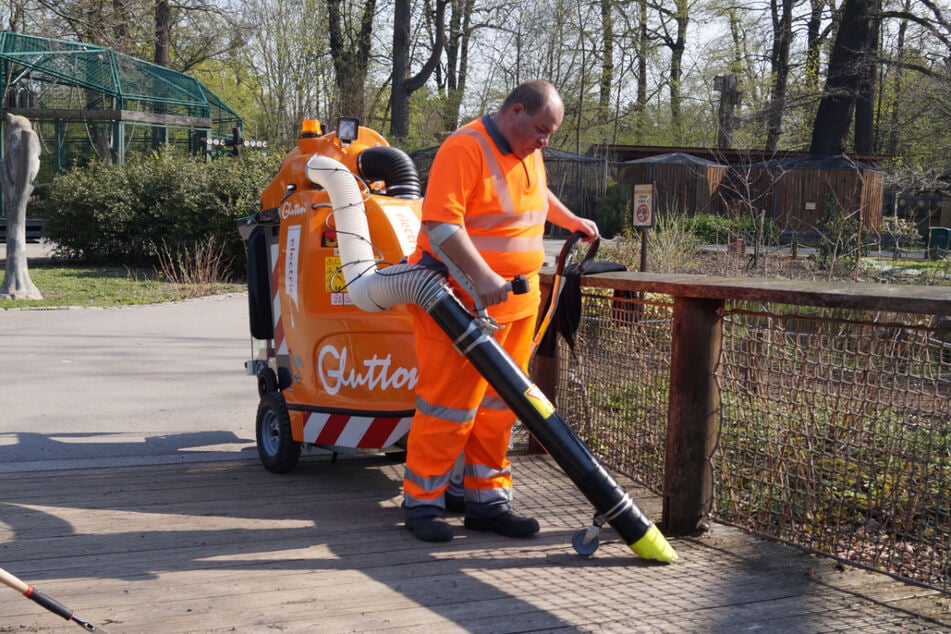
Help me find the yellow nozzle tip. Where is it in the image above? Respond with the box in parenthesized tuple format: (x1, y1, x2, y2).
(629, 524, 678, 562)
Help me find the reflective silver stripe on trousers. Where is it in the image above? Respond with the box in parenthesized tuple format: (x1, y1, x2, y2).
(404, 466, 453, 495)
(463, 463, 513, 507)
(465, 463, 512, 480)
(479, 394, 508, 411)
(468, 486, 512, 507)
(415, 396, 477, 423)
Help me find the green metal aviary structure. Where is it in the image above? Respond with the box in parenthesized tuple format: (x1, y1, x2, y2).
(0, 31, 242, 187)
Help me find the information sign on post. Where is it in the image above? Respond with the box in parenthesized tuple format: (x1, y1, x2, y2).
(631, 184, 654, 272)
(631, 184, 654, 227)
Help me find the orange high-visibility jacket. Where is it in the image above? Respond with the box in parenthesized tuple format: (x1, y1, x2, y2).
(410, 116, 549, 323)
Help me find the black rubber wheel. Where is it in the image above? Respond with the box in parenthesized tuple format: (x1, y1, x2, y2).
(257, 367, 279, 398)
(256, 392, 301, 473)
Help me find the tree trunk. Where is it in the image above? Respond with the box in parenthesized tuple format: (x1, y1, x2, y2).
(154, 0, 171, 67)
(0, 113, 42, 300)
(328, 0, 376, 120)
(853, 8, 880, 154)
(441, 0, 474, 132)
(809, 0, 880, 155)
(804, 0, 828, 94)
(765, 0, 793, 152)
(662, 0, 689, 143)
(885, 2, 909, 156)
(599, 0, 614, 112)
(631, 0, 648, 142)
(390, 0, 447, 140)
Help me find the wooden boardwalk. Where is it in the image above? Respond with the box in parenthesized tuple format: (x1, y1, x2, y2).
(1, 453, 949, 633)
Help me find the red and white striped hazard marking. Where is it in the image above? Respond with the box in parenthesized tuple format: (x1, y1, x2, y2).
(303, 412, 412, 450)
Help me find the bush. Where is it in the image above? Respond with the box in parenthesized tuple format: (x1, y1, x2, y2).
(685, 212, 780, 246)
(601, 213, 703, 273)
(879, 215, 922, 250)
(596, 181, 635, 238)
(811, 192, 876, 274)
(45, 151, 281, 279)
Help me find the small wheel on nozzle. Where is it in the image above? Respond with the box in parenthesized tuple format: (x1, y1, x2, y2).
(572, 526, 600, 556)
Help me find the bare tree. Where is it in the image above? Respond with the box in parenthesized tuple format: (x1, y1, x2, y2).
(764, 0, 793, 152)
(634, 0, 650, 140)
(809, 0, 881, 155)
(650, 0, 690, 142)
(328, 0, 376, 120)
(27, 0, 240, 72)
(804, 0, 835, 95)
(29, 0, 150, 52)
(237, 0, 333, 146)
(389, 0, 447, 140)
(714, 147, 788, 272)
(598, 0, 614, 113)
(438, 0, 476, 131)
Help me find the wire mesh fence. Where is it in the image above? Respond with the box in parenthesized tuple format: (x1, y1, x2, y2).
(549, 286, 951, 593)
(552, 291, 673, 491)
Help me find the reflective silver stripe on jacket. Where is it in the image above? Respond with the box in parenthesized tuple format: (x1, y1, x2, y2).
(465, 208, 547, 229)
(456, 128, 517, 216)
(454, 127, 548, 253)
(470, 234, 543, 253)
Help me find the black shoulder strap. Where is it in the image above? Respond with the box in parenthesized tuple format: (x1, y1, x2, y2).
(551, 260, 628, 351)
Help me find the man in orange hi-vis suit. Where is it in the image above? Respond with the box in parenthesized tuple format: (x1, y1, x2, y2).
(403, 80, 600, 542)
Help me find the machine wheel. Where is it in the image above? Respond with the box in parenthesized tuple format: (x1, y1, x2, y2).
(572, 527, 600, 557)
(257, 367, 279, 397)
(256, 392, 301, 473)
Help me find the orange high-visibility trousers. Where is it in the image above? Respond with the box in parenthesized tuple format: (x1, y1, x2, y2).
(403, 303, 535, 519)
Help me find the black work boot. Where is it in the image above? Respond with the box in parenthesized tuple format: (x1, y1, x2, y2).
(464, 512, 539, 538)
(445, 493, 466, 514)
(406, 515, 454, 542)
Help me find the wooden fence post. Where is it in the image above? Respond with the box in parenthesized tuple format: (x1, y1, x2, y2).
(663, 296, 723, 535)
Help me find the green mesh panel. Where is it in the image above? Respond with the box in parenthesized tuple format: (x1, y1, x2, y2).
(0, 31, 241, 144)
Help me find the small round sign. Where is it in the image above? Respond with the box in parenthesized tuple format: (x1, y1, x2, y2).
(635, 203, 650, 223)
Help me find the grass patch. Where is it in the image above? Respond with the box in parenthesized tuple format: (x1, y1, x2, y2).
(860, 253, 951, 283)
(0, 263, 244, 309)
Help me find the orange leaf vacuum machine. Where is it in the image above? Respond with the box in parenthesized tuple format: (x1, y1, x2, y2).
(237, 118, 677, 562)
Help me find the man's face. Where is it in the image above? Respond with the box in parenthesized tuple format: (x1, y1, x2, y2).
(507, 102, 563, 159)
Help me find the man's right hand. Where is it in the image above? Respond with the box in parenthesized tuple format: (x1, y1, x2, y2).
(474, 271, 511, 307)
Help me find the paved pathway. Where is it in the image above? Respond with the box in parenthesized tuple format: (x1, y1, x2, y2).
(0, 293, 259, 472)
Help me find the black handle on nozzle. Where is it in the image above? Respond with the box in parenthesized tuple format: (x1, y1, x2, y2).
(505, 275, 529, 295)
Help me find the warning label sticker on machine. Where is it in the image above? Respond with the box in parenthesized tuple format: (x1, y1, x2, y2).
(325, 256, 347, 293)
(524, 384, 555, 418)
(330, 293, 354, 306)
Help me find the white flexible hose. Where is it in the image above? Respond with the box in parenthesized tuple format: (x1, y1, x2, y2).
(305, 155, 447, 313)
